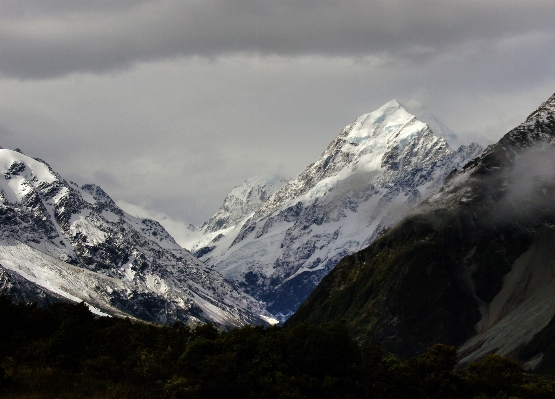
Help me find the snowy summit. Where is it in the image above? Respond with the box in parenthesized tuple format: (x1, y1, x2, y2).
(186, 100, 483, 321)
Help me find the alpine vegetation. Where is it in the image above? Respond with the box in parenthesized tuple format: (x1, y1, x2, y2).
(2, 297, 554, 399)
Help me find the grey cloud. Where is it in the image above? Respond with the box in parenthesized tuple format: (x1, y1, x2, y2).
(0, 0, 149, 16)
(1, 0, 554, 224)
(1, 0, 554, 79)
(504, 144, 555, 208)
(2, 50, 552, 224)
(92, 169, 120, 189)
(0, 124, 15, 144)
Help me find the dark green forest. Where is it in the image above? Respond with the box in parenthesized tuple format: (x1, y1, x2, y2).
(0, 297, 554, 399)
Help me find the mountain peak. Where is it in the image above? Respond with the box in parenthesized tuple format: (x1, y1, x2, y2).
(350, 100, 461, 150)
(495, 91, 555, 149)
(246, 100, 481, 222)
(524, 91, 555, 126)
(404, 101, 461, 147)
(378, 98, 402, 111)
(286, 91, 555, 364)
(0, 148, 58, 191)
(231, 174, 287, 196)
(199, 174, 288, 234)
(0, 146, 271, 328)
(189, 100, 482, 320)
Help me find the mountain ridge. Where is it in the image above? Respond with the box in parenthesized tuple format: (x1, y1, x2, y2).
(286, 92, 555, 368)
(187, 100, 482, 321)
(0, 148, 274, 327)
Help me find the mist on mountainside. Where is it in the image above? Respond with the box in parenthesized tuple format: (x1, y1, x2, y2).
(503, 143, 555, 210)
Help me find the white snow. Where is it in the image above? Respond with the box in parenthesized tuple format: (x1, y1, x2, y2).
(69, 216, 108, 245)
(79, 190, 97, 205)
(52, 187, 69, 204)
(0, 239, 116, 317)
(117, 200, 201, 249)
(185, 99, 482, 320)
(5, 176, 33, 201)
(260, 315, 280, 325)
(101, 210, 120, 222)
(145, 273, 171, 296)
(122, 258, 136, 281)
(0, 149, 57, 184)
(0, 146, 271, 328)
(404, 101, 463, 148)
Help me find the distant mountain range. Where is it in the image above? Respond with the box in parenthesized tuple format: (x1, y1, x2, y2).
(184, 100, 482, 321)
(287, 92, 555, 370)
(8, 92, 552, 370)
(0, 149, 275, 328)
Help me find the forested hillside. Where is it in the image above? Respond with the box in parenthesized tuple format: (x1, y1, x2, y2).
(1, 297, 554, 399)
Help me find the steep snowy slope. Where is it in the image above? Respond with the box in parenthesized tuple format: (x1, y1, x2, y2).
(0, 148, 272, 327)
(188, 100, 482, 320)
(187, 175, 288, 257)
(288, 92, 555, 367)
(201, 175, 289, 234)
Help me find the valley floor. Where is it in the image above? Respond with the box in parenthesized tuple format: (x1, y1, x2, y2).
(1, 297, 555, 399)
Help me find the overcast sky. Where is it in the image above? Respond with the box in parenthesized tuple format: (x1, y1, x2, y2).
(1, 0, 554, 226)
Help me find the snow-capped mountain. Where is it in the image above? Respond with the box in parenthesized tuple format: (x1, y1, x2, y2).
(287, 92, 555, 368)
(186, 175, 289, 257)
(193, 174, 288, 238)
(0, 148, 274, 327)
(187, 100, 482, 321)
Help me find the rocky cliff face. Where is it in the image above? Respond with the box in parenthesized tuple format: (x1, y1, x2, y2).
(286, 92, 555, 370)
(187, 100, 482, 321)
(0, 149, 273, 328)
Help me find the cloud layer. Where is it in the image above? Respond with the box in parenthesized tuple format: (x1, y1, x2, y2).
(1, 0, 554, 79)
(0, 0, 554, 225)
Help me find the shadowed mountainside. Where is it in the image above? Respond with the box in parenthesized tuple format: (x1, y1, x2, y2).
(287, 92, 555, 367)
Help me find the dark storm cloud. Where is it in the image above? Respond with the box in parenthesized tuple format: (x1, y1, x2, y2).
(1, 0, 554, 79)
(1, 0, 554, 226)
